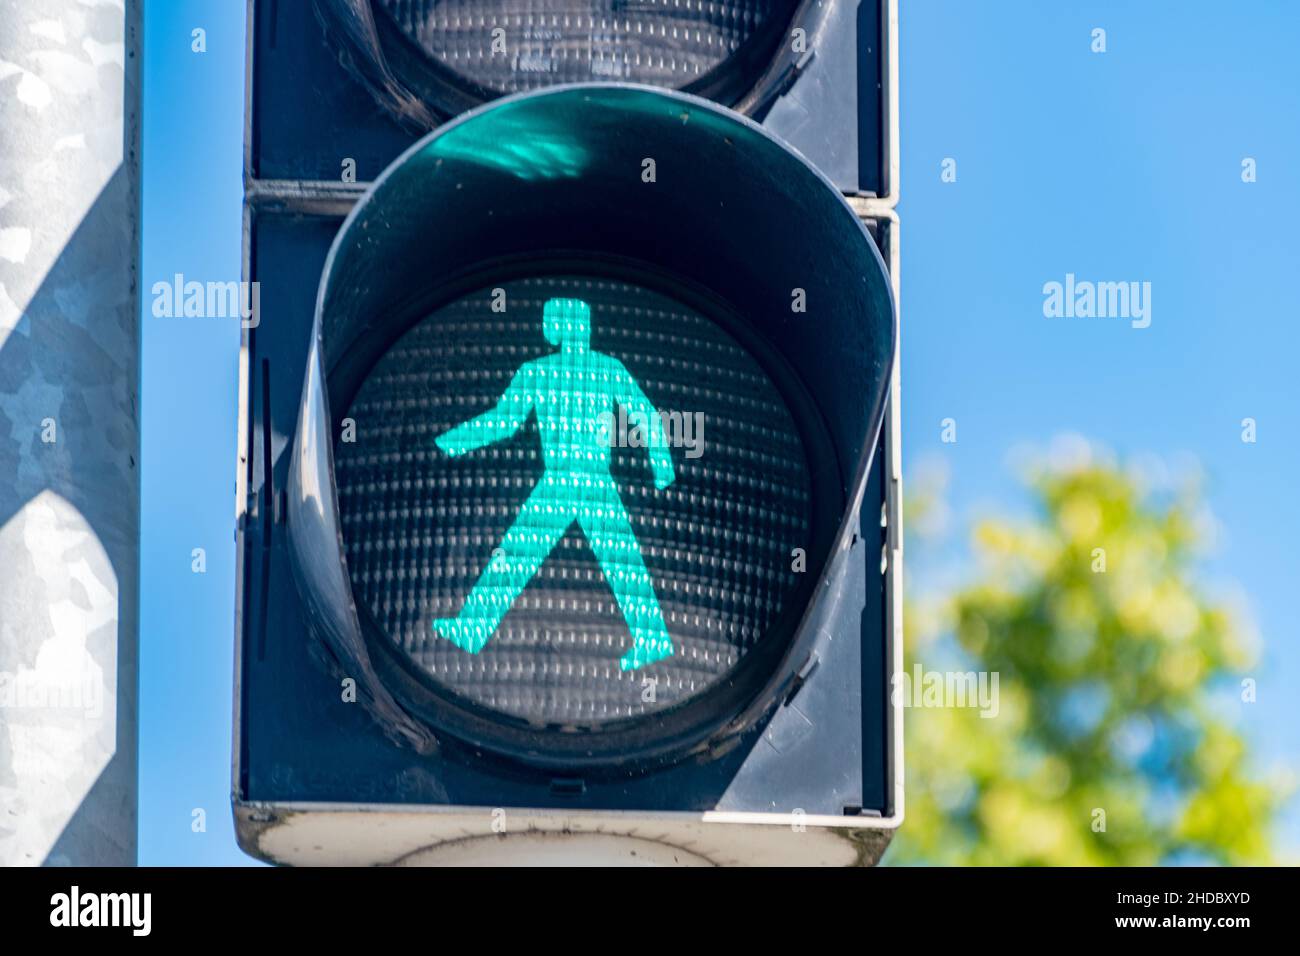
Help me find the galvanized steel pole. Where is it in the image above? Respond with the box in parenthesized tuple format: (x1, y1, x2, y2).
(0, 0, 142, 865)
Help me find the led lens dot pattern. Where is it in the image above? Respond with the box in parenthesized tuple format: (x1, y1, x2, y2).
(335, 277, 813, 724)
(377, 0, 792, 94)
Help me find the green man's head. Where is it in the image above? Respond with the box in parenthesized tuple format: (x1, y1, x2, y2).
(542, 297, 591, 351)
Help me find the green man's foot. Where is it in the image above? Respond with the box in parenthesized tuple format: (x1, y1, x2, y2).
(431, 616, 492, 655)
(619, 635, 674, 671)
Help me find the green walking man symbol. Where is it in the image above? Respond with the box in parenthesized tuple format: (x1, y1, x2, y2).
(431, 297, 677, 671)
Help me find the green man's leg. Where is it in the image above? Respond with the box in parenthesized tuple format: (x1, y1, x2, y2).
(580, 485, 675, 671)
(431, 481, 573, 654)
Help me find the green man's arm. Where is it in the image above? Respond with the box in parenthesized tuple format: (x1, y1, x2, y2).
(612, 359, 675, 490)
(435, 365, 534, 457)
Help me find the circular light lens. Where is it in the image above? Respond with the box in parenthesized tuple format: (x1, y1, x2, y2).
(375, 0, 798, 100)
(334, 275, 817, 727)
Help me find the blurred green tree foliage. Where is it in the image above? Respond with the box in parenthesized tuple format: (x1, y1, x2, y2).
(888, 451, 1286, 865)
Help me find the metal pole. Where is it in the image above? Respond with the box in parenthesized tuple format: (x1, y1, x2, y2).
(0, 0, 141, 865)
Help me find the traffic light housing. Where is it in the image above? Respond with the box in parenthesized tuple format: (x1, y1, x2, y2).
(235, 0, 901, 867)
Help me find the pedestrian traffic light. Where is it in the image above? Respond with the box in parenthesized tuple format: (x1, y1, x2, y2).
(320, 0, 805, 121)
(236, 0, 901, 867)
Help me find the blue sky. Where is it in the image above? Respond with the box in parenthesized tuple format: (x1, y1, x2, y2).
(139, 1, 1300, 864)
